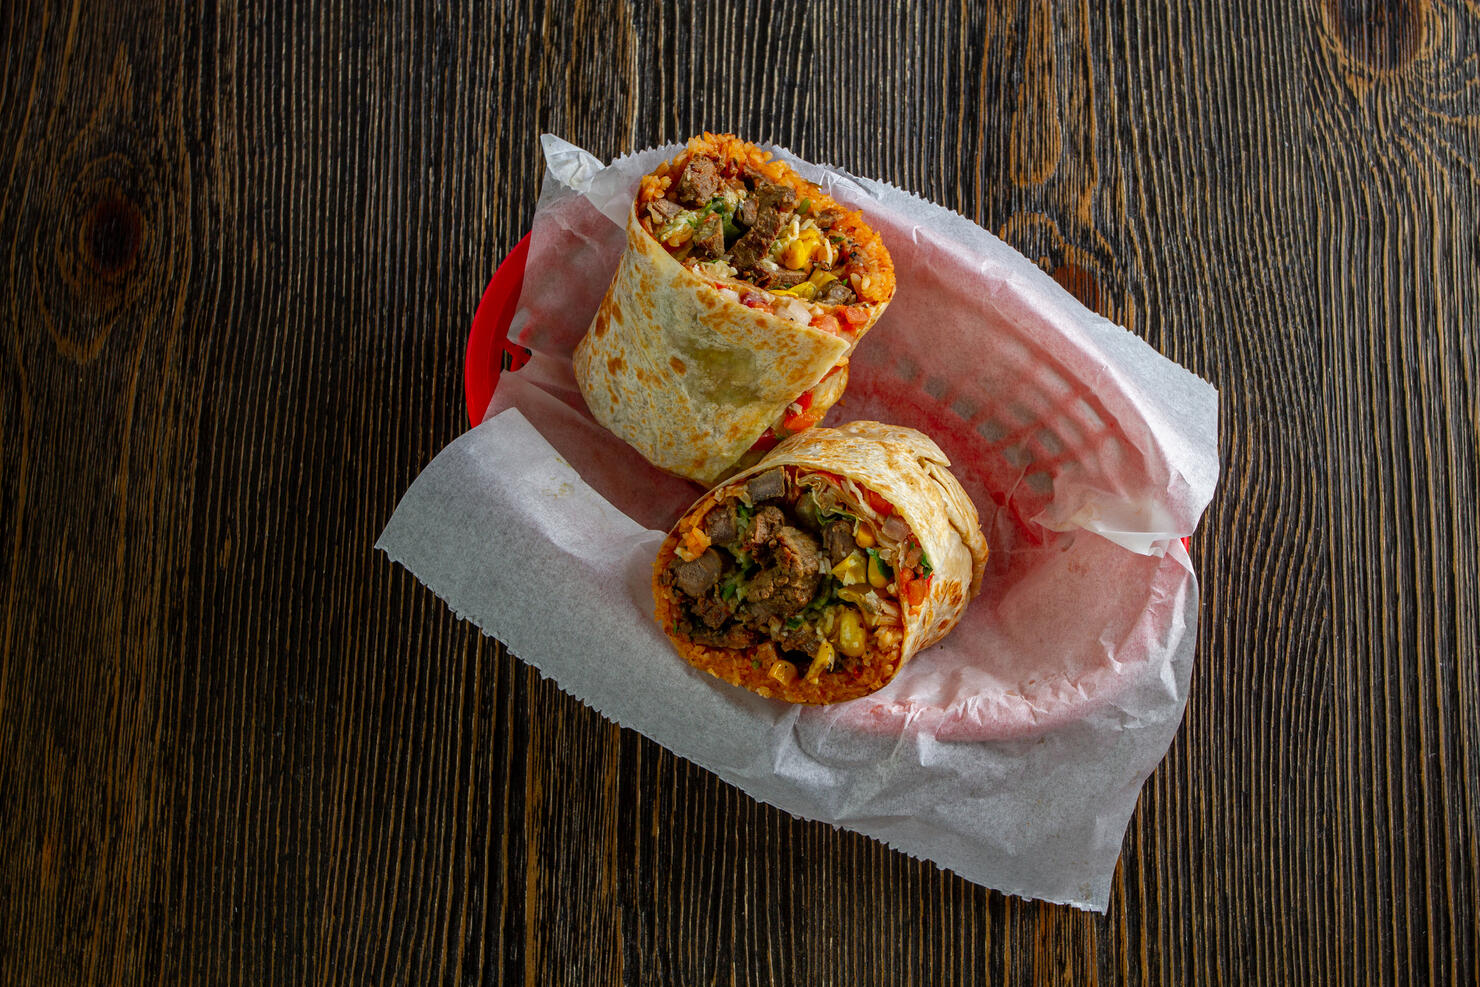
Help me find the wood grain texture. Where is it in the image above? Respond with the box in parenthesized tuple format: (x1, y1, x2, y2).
(0, 0, 1475, 983)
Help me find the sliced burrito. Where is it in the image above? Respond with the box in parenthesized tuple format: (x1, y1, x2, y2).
(575, 134, 896, 486)
(653, 422, 988, 704)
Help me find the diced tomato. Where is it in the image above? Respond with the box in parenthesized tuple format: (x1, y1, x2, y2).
(740, 291, 770, 310)
(782, 403, 825, 434)
(840, 305, 869, 327)
(898, 568, 929, 608)
(812, 314, 843, 336)
(865, 488, 894, 517)
(749, 428, 780, 452)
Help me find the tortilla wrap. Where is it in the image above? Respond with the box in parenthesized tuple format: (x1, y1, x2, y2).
(654, 421, 989, 704)
(574, 135, 894, 486)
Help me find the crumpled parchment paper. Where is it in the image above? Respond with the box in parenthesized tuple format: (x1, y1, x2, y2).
(376, 135, 1219, 910)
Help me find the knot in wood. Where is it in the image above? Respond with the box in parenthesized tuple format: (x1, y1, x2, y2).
(1326, 0, 1424, 70)
(82, 193, 144, 279)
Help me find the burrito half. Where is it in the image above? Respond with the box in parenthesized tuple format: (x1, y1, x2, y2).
(576, 134, 895, 486)
(653, 422, 988, 704)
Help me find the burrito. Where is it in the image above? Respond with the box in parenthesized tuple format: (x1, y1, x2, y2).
(653, 421, 988, 704)
(575, 134, 896, 486)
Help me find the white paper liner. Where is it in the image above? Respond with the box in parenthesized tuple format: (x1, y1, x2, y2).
(376, 135, 1219, 910)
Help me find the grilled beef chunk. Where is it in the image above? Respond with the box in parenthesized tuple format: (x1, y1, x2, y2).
(673, 548, 724, 597)
(754, 264, 808, 290)
(692, 212, 725, 259)
(736, 196, 758, 227)
(823, 519, 856, 567)
(675, 156, 721, 207)
(772, 526, 822, 583)
(690, 592, 735, 629)
(741, 526, 822, 621)
(817, 279, 857, 305)
(746, 468, 786, 503)
(759, 182, 798, 213)
(729, 184, 795, 271)
(704, 502, 739, 545)
(648, 198, 684, 224)
(687, 621, 759, 649)
(775, 621, 822, 658)
(745, 505, 786, 551)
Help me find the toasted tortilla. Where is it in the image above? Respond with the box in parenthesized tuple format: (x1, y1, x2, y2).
(574, 136, 893, 486)
(654, 422, 989, 704)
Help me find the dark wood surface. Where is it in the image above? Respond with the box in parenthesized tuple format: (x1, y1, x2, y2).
(2, 1, 1476, 983)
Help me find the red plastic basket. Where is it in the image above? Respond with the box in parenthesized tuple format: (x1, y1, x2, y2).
(464, 233, 533, 427)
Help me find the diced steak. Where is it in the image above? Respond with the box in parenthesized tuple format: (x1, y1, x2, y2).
(742, 526, 821, 620)
(692, 212, 725, 259)
(823, 519, 856, 567)
(776, 621, 822, 658)
(815, 207, 845, 229)
(758, 182, 798, 213)
(742, 569, 813, 621)
(754, 265, 808, 290)
(689, 591, 735, 629)
(675, 156, 721, 207)
(746, 468, 786, 503)
(772, 526, 823, 587)
(817, 279, 857, 305)
(745, 505, 786, 551)
(686, 621, 759, 650)
(648, 197, 684, 224)
(703, 501, 739, 546)
(673, 548, 723, 597)
(728, 183, 796, 270)
(736, 196, 758, 227)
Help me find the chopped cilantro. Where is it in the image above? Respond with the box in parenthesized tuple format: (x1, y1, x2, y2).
(719, 570, 746, 603)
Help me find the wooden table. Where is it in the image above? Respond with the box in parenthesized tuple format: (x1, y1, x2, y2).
(3, 2, 1476, 983)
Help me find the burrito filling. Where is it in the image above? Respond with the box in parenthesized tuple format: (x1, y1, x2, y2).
(661, 466, 934, 701)
(637, 136, 894, 337)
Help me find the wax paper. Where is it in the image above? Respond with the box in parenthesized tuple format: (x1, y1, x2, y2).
(376, 135, 1219, 910)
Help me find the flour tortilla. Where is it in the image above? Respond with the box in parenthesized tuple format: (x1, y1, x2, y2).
(574, 138, 892, 486)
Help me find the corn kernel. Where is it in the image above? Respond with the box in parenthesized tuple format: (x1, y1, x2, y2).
(776, 280, 818, 301)
(805, 639, 836, 683)
(781, 238, 818, 270)
(836, 610, 866, 657)
(853, 526, 875, 548)
(830, 551, 867, 586)
(769, 659, 798, 686)
(867, 553, 890, 589)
